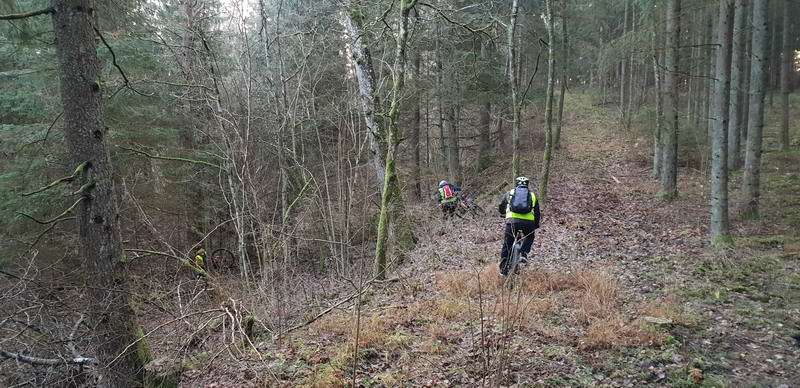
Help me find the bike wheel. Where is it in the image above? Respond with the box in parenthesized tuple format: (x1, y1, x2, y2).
(503, 243, 523, 289)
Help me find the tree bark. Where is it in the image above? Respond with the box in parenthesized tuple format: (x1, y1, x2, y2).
(478, 39, 493, 169)
(478, 101, 492, 170)
(344, 10, 385, 192)
(539, 0, 556, 206)
(374, 0, 416, 280)
(620, 0, 629, 121)
(509, 0, 521, 180)
(554, 0, 568, 149)
(741, 2, 753, 146)
(445, 104, 461, 184)
(411, 51, 422, 199)
(50, 0, 146, 385)
(742, 0, 770, 218)
(652, 26, 664, 179)
(625, 4, 636, 129)
(728, 0, 746, 170)
(779, 0, 791, 150)
(710, 0, 734, 245)
(660, 0, 680, 199)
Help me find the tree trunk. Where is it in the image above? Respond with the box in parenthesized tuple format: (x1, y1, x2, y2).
(495, 106, 506, 151)
(411, 51, 422, 198)
(660, 0, 680, 199)
(728, 0, 746, 170)
(478, 39, 493, 168)
(445, 104, 461, 184)
(51, 0, 146, 385)
(779, 0, 791, 150)
(539, 0, 556, 206)
(509, 0, 521, 180)
(554, 0, 568, 149)
(374, 0, 416, 280)
(742, 0, 770, 218)
(435, 24, 447, 171)
(705, 10, 717, 140)
(344, 11, 385, 192)
(741, 2, 753, 146)
(620, 0, 629, 121)
(626, 4, 636, 129)
(710, 0, 733, 245)
(478, 101, 492, 170)
(768, 1, 778, 107)
(653, 27, 664, 179)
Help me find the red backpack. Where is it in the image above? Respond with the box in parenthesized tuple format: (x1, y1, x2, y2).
(442, 184, 455, 200)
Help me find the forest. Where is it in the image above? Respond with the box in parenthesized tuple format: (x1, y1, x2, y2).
(1, 0, 798, 386)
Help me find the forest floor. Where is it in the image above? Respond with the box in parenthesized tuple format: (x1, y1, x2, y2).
(181, 94, 800, 387)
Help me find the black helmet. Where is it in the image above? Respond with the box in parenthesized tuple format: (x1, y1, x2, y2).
(515, 176, 530, 187)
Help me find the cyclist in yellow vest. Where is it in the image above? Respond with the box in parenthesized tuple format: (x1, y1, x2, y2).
(497, 176, 541, 277)
(194, 248, 207, 278)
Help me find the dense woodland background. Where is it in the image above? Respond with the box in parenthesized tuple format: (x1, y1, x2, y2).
(1, 0, 798, 386)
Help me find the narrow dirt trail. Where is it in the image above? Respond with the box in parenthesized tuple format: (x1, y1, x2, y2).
(286, 94, 800, 387)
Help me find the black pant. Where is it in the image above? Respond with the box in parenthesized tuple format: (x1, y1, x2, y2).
(499, 221, 536, 275)
(441, 202, 457, 219)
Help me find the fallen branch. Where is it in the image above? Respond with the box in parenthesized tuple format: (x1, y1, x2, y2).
(0, 350, 97, 366)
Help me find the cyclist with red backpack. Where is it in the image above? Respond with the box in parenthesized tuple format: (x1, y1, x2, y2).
(437, 180, 459, 219)
(497, 176, 541, 277)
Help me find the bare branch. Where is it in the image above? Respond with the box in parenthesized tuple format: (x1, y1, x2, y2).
(17, 197, 85, 225)
(117, 145, 222, 170)
(22, 161, 89, 197)
(91, 25, 154, 98)
(417, 2, 493, 38)
(0, 7, 53, 21)
(0, 350, 97, 366)
(520, 40, 546, 103)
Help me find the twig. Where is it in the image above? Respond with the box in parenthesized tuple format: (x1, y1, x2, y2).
(22, 161, 89, 197)
(17, 197, 85, 225)
(117, 145, 222, 170)
(0, 350, 96, 366)
(417, 2, 493, 38)
(105, 309, 223, 368)
(281, 179, 312, 224)
(91, 25, 153, 98)
(123, 248, 211, 279)
(519, 40, 547, 103)
(285, 277, 400, 333)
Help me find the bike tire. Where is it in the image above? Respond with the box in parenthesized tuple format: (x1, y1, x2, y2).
(504, 242, 523, 289)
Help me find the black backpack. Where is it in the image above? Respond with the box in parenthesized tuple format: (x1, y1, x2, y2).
(509, 186, 532, 213)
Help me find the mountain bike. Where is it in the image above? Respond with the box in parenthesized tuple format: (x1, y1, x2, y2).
(455, 192, 485, 219)
(502, 230, 526, 289)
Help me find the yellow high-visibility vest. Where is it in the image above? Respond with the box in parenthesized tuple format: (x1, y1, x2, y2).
(505, 190, 536, 221)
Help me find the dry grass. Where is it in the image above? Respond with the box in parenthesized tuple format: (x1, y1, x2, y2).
(436, 264, 503, 297)
(582, 315, 666, 350)
(436, 266, 669, 352)
(573, 269, 620, 322)
(432, 298, 469, 320)
(639, 295, 696, 326)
